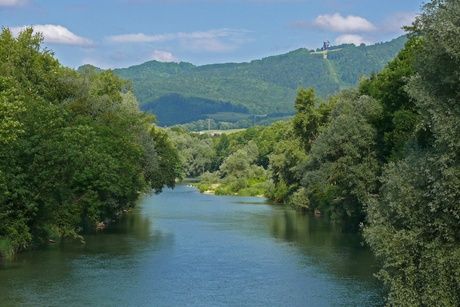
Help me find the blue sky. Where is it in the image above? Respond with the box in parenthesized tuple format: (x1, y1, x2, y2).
(1, 0, 424, 68)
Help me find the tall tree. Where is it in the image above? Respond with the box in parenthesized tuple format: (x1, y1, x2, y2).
(365, 1, 460, 305)
(302, 91, 382, 223)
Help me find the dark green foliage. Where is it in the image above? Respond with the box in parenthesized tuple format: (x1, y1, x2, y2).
(111, 36, 406, 115)
(267, 132, 307, 205)
(213, 134, 231, 170)
(176, 112, 293, 131)
(293, 88, 334, 151)
(302, 91, 382, 223)
(328, 37, 407, 86)
(141, 93, 248, 126)
(359, 37, 422, 161)
(364, 0, 460, 305)
(147, 127, 182, 190)
(365, 152, 460, 306)
(292, 88, 318, 150)
(0, 28, 181, 259)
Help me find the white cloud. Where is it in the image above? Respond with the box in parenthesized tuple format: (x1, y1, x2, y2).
(335, 34, 369, 46)
(108, 33, 171, 43)
(314, 13, 376, 33)
(0, 0, 25, 6)
(11, 24, 92, 46)
(108, 29, 242, 43)
(107, 28, 248, 52)
(151, 50, 177, 62)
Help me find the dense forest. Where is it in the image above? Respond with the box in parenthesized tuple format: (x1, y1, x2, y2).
(77, 37, 407, 129)
(175, 1, 460, 305)
(1, 0, 458, 305)
(76, 37, 407, 129)
(0, 29, 182, 260)
(101, 35, 407, 127)
(140, 93, 249, 126)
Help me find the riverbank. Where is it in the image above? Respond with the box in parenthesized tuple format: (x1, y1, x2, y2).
(0, 185, 382, 306)
(194, 179, 268, 198)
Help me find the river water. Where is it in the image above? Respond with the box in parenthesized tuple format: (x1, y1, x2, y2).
(0, 185, 382, 306)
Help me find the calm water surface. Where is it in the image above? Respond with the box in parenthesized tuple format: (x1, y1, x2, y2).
(0, 185, 382, 306)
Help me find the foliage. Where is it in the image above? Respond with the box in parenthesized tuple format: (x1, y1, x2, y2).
(110, 36, 406, 116)
(302, 91, 382, 223)
(359, 37, 422, 161)
(0, 28, 181, 260)
(196, 141, 269, 197)
(267, 128, 306, 204)
(141, 93, 249, 126)
(293, 88, 335, 151)
(177, 122, 291, 196)
(0, 77, 25, 144)
(168, 128, 215, 178)
(364, 0, 460, 305)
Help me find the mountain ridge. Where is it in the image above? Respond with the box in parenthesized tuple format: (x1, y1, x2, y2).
(79, 35, 407, 126)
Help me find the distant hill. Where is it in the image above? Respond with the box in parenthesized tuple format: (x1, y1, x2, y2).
(78, 64, 103, 74)
(141, 94, 249, 126)
(80, 36, 407, 126)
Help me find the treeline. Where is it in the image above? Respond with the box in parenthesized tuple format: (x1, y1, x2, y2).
(174, 113, 294, 132)
(141, 93, 249, 126)
(114, 36, 406, 114)
(0, 29, 181, 259)
(176, 1, 459, 305)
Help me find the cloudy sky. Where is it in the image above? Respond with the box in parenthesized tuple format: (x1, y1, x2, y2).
(1, 0, 423, 68)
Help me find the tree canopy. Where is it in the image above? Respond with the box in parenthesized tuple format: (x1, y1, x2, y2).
(0, 28, 181, 260)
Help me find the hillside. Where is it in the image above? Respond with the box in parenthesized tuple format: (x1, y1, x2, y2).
(80, 36, 407, 126)
(141, 94, 249, 126)
(116, 36, 405, 104)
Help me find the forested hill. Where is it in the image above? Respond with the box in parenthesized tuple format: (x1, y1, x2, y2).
(107, 36, 406, 116)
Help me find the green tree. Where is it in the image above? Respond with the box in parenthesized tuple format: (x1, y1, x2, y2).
(0, 78, 25, 144)
(365, 1, 460, 305)
(359, 38, 422, 161)
(302, 91, 382, 223)
(169, 129, 214, 178)
(267, 128, 307, 204)
(292, 88, 322, 151)
(0, 28, 181, 259)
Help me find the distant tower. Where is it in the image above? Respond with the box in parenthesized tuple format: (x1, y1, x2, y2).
(322, 41, 331, 59)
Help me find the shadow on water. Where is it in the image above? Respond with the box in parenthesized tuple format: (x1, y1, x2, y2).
(0, 208, 171, 306)
(0, 185, 382, 306)
(268, 208, 379, 281)
(222, 197, 380, 283)
(209, 193, 379, 283)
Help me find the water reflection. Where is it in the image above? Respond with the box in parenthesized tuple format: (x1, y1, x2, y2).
(0, 208, 171, 306)
(0, 186, 382, 306)
(268, 208, 379, 281)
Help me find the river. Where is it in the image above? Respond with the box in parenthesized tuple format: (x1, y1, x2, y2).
(0, 185, 382, 306)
